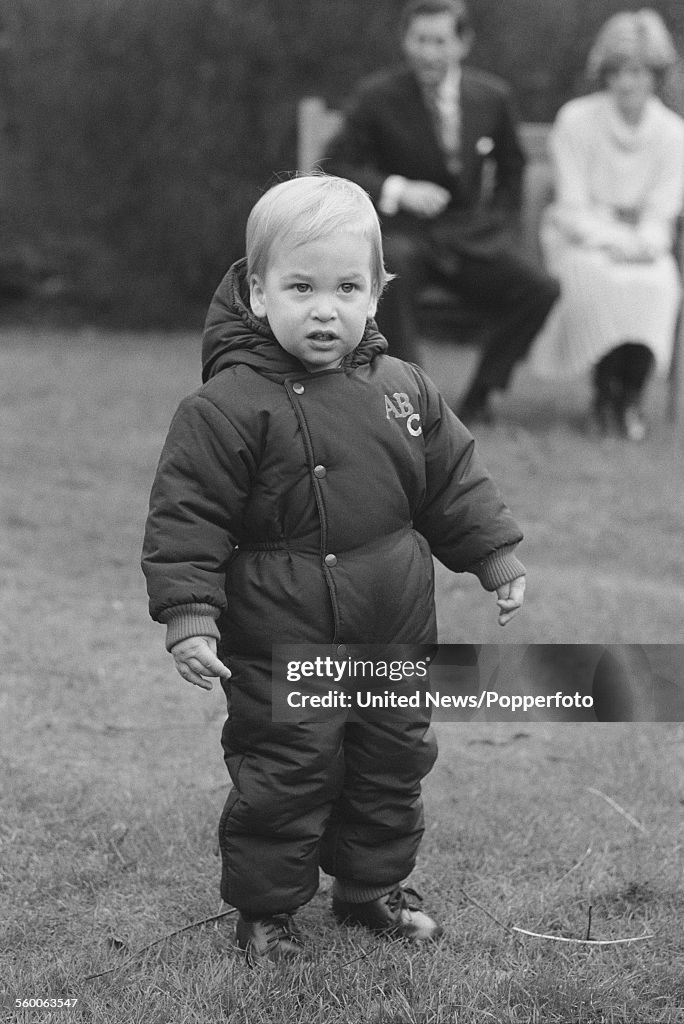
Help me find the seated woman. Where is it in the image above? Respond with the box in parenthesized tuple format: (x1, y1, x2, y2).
(530, 9, 684, 440)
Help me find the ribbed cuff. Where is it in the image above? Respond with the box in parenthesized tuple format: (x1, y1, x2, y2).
(469, 544, 526, 592)
(333, 879, 399, 904)
(160, 603, 221, 651)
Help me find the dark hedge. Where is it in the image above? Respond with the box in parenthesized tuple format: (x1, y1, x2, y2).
(0, 0, 682, 325)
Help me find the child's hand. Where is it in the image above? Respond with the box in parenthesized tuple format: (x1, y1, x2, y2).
(496, 575, 526, 626)
(171, 636, 231, 691)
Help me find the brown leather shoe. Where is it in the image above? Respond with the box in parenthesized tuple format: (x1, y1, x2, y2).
(332, 886, 443, 941)
(235, 912, 303, 966)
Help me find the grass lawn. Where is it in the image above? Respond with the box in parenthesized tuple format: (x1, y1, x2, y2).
(0, 328, 682, 1023)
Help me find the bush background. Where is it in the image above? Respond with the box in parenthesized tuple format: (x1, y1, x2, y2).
(2, 0, 684, 325)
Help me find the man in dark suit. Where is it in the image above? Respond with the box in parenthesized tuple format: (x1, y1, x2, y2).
(323, 0, 560, 423)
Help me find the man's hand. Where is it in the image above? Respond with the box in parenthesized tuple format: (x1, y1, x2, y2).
(398, 180, 451, 218)
(171, 636, 231, 691)
(496, 575, 526, 626)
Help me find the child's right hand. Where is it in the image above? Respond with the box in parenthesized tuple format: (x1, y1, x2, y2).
(171, 636, 231, 691)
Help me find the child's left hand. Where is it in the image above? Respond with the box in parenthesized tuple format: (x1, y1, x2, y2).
(496, 575, 526, 626)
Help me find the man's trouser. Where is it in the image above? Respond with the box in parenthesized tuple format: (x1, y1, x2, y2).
(379, 216, 560, 392)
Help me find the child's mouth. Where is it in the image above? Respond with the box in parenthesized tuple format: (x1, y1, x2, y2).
(307, 332, 338, 342)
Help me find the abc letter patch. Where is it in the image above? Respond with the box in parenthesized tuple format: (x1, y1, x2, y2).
(384, 392, 422, 436)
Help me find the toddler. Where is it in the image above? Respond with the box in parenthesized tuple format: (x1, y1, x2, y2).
(142, 174, 526, 964)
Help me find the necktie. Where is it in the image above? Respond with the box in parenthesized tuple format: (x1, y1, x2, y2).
(425, 83, 461, 175)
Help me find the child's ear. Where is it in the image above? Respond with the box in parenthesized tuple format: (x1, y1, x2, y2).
(367, 291, 379, 320)
(249, 275, 266, 317)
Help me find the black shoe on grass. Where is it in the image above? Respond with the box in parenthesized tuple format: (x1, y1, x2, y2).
(235, 912, 302, 966)
(332, 886, 442, 941)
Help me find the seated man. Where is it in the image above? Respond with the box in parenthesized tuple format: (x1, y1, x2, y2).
(323, 0, 560, 423)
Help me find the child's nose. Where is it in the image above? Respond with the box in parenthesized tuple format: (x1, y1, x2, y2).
(312, 297, 337, 320)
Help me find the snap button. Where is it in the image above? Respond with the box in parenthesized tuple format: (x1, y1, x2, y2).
(324, 553, 337, 567)
(292, 382, 305, 395)
(313, 465, 327, 478)
(336, 644, 347, 657)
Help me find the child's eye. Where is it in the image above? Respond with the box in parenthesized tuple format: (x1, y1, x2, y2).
(294, 283, 310, 293)
(340, 282, 357, 294)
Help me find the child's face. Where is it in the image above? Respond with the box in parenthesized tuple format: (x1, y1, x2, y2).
(249, 229, 378, 373)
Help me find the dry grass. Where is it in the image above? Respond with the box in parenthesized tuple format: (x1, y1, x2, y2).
(0, 328, 683, 1023)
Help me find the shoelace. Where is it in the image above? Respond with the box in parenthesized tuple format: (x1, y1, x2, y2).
(245, 913, 299, 967)
(272, 913, 299, 938)
(385, 885, 423, 914)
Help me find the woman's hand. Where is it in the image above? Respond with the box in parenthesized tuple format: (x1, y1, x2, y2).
(604, 238, 657, 263)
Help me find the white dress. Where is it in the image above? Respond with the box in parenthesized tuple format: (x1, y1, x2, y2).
(530, 92, 684, 380)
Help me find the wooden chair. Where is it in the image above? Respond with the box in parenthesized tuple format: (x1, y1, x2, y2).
(297, 96, 681, 421)
(668, 223, 684, 422)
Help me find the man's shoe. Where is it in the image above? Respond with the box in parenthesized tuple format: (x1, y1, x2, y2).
(332, 886, 443, 941)
(235, 912, 303, 966)
(457, 387, 494, 427)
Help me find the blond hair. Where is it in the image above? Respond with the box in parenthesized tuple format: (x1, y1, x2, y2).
(587, 9, 677, 86)
(246, 175, 393, 297)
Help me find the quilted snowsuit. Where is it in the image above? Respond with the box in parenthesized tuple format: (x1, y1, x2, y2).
(142, 260, 524, 915)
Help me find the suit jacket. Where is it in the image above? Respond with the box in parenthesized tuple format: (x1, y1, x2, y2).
(323, 64, 526, 256)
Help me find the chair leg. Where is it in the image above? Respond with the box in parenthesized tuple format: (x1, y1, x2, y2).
(667, 304, 682, 423)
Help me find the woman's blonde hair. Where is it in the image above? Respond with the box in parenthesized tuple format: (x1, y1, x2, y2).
(246, 175, 393, 297)
(587, 9, 678, 86)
